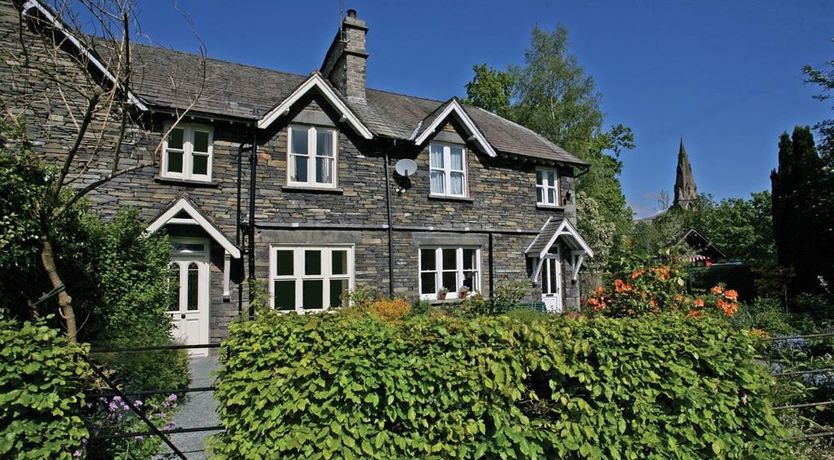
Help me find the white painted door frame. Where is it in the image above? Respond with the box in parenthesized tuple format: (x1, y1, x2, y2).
(541, 247, 563, 313)
(169, 237, 210, 356)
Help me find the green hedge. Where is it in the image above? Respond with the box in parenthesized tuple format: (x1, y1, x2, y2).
(0, 318, 90, 459)
(210, 312, 788, 459)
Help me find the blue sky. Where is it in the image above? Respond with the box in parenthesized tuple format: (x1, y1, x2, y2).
(128, 0, 833, 218)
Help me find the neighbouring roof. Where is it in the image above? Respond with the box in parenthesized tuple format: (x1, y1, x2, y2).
(124, 44, 587, 166)
(676, 228, 725, 260)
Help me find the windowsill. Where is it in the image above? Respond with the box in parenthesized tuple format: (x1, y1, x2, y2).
(428, 194, 474, 203)
(423, 297, 474, 305)
(154, 176, 219, 188)
(537, 204, 565, 211)
(282, 185, 344, 194)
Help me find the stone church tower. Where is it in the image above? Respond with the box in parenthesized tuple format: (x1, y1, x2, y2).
(674, 138, 698, 209)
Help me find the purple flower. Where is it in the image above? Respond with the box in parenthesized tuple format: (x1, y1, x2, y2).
(81, 438, 87, 447)
(73, 450, 81, 457)
(134, 400, 143, 408)
(167, 394, 178, 403)
(165, 421, 177, 431)
(134, 435, 145, 442)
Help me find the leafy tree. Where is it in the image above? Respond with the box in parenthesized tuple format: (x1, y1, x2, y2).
(771, 126, 833, 295)
(575, 192, 615, 272)
(803, 41, 834, 159)
(464, 26, 635, 248)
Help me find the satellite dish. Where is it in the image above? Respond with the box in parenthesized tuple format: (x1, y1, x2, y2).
(394, 159, 418, 178)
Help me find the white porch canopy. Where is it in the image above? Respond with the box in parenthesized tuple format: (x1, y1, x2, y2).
(145, 195, 241, 300)
(524, 217, 594, 284)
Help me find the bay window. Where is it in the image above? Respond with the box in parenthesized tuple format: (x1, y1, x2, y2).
(419, 247, 480, 300)
(270, 246, 354, 312)
(288, 125, 337, 188)
(536, 168, 559, 206)
(162, 124, 213, 181)
(429, 142, 467, 197)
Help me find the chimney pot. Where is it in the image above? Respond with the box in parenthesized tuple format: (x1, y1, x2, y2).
(347, 9, 356, 18)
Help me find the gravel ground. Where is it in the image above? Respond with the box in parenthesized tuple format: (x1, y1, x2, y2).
(156, 356, 221, 459)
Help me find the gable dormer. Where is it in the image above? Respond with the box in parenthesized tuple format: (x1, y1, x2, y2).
(320, 9, 368, 104)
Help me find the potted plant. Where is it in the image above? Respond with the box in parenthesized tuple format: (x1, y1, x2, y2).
(459, 285, 470, 300)
(437, 287, 448, 300)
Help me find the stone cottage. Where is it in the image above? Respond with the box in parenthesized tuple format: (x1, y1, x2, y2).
(1, 1, 593, 350)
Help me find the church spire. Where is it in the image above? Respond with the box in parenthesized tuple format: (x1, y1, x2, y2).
(673, 138, 698, 209)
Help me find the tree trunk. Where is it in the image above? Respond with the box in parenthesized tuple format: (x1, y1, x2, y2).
(40, 235, 76, 342)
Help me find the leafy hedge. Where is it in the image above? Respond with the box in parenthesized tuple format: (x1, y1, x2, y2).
(210, 312, 788, 459)
(0, 318, 89, 458)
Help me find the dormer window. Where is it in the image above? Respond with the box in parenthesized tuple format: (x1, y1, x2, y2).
(429, 142, 467, 197)
(161, 123, 213, 182)
(536, 168, 560, 207)
(288, 125, 338, 188)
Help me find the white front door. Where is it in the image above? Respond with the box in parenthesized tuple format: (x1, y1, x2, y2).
(168, 239, 210, 356)
(541, 249, 563, 313)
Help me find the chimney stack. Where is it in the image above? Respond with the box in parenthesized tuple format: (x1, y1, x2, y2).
(320, 9, 368, 103)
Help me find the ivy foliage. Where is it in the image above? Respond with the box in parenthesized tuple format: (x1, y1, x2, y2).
(0, 317, 89, 459)
(210, 312, 788, 459)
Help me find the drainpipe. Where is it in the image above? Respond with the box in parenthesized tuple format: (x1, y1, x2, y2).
(383, 148, 395, 297)
(489, 232, 494, 298)
(247, 130, 257, 318)
(236, 139, 245, 316)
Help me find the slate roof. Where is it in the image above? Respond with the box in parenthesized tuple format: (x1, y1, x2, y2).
(125, 43, 587, 166)
(526, 217, 566, 256)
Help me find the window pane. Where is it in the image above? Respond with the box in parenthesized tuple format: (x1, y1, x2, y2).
(168, 264, 179, 312)
(316, 130, 333, 157)
(274, 281, 295, 311)
(167, 150, 183, 173)
(463, 249, 476, 270)
(450, 172, 464, 196)
(430, 170, 445, 194)
(315, 156, 333, 184)
(291, 127, 308, 154)
(168, 128, 184, 149)
(450, 147, 464, 170)
(420, 249, 436, 271)
(192, 154, 208, 176)
(420, 273, 436, 294)
(536, 170, 543, 185)
(303, 280, 323, 309)
(332, 250, 348, 275)
(193, 131, 209, 153)
(187, 263, 199, 311)
(549, 260, 559, 294)
(305, 250, 321, 275)
(442, 272, 457, 293)
(536, 187, 544, 204)
(430, 144, 444, 168)
(275, 250, 294, 276)
(293, 155, 308, 182)
(330, 279, 348, 308)
(547, 189, 557, 205)
(443, 249, 457, 270)
(547, 170, 556, 183)
(463, 270, 477, 290)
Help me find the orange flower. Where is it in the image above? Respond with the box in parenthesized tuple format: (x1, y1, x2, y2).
(630, 269, 645, 280)
(688, 309, 704, 318)
(614, 279, 633, 293)
(653, 266, 671, 280)
(694, 298, 704, 308)
(594, 286, 605, 296)
(724, 290, 739, 301)
(716, 298, 738, 317)
(649, 299, 658, 311)
(710, 286, 724, 295)
(587, 297, 606, 312)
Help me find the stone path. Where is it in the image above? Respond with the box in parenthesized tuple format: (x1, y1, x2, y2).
(157, 355, 221, 459)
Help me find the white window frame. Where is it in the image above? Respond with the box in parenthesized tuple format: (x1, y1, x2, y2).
(269, 245, 354, 313)
(161, 123, 214, 182)
(536, 167, 560, 207)
(418, 246, 481, 300)
(429, 142, 468, 198)
(287, 124, 339, 188)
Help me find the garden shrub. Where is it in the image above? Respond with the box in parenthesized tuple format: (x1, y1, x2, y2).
(367, 298, 411, 321)
(210, 311, 788, 459)
(0, 317, 89, 459)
